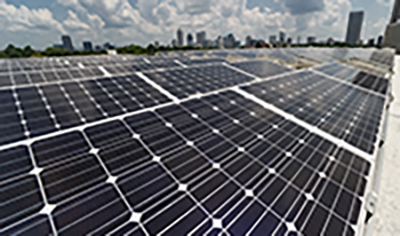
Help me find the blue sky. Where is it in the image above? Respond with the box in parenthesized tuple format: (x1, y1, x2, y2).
(0, 0, 395, 49)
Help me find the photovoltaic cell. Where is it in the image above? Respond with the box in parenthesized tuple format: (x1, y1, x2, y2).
(231, 60, 292, 78)
(241, 71, 385, 154)
(314, 63, 389, 95)
(0, 74, 171, 146)
(144, 65, 254, 99)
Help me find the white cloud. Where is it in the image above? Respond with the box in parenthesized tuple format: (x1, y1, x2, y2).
(376, 0, 394, 7)
(0, 0, 64, 33)
(63, 10, 90, 31)
(0, 0, 386, 48)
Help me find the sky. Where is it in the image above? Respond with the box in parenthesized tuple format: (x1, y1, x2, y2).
(0, 0, 396, 49)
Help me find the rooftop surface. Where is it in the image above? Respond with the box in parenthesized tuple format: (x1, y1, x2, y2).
(372, 55, 400, 236)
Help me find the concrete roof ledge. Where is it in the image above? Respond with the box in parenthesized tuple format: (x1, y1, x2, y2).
(371, 55, 400, 236)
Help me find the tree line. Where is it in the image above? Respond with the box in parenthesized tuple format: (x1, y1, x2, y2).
(0, 43, 384, 59)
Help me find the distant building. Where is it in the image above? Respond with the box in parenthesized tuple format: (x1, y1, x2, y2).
(171, 39, 178, 47)
(154, 41, 159, 48)
(269, 35, 277, 44)
(177, 29, 184, 47)
(187, 33, 193, 46)
(384, 1, 400, 52)
(383, 22, 400, 53)
(53, 44, 64, 49)
(103, 42, 112, 49)
(245, 36, 257, 47)
(297, 36, 301, 44)
(390, 0, 400, 23)
(217, 36, 224, 49)
(95, 45, 102, 51)
(279, 31, 286, 44)
(368, 38, 375, 47)
(307, 36, 316, 44)
(377, 35, 384, 46)
(83, 41, 93, 51)
(327, 38, 335, 45)
(61, 35, 74, 51)
(287, 38, 292, 45)
(196, 31, 206, 47)
(345, 11, 364, 45)
(225, 33, 236, 48)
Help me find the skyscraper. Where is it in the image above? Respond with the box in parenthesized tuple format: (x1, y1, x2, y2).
(61, 35, 74, 51)
(279, 31, 286, 44)
(196, 31, 206, 47)
(187, 33, 193, 46)
(269, 35, 277, 44)
(177, 29, 184, 47)
(83, 41, 93, 51)
(390, 0, 400, 23)
(345, 11, 364, 45)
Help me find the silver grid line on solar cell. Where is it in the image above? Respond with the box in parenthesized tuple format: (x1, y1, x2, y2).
(233, 87, 374, 163)
(311, 68, 387, 98)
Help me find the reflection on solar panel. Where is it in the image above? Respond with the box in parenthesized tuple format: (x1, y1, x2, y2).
(144, 65, 254, 99)
(0, 48, 393, 236)
(314, 63, 389, 95)
(231, 60, 292, 78)
(241, 71, 385, 154)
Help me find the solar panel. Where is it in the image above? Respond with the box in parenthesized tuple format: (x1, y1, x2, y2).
(1, 91, 371, 236)
(0, 74, 171, 146)
(231, 60, 292, 78)
(241, 71, 385, 154)
(0, 49, 392, 236)
(143, 65, 254, 99)
(314, 63, 389, 95)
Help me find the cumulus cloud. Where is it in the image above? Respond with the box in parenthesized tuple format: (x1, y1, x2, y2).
(0, 0, 64, 32)
(63, 10, 90, 31)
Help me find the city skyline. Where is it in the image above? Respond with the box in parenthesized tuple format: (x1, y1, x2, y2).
(0, 0, 395, 49)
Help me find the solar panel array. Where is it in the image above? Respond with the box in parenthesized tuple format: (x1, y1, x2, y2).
(0, 48, 393, 236)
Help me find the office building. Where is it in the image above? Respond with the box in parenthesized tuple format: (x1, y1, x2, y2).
(383, 0, 400, 53)
(269, 35, 277, 44)
(279, 31, 286, 44)
(368, 38, 375, 47)
(177, 29, 184, 47)
(297, 36, 301, 44)
(377, 35, 384, 46)
(61, 35, 74, 51)
(187, 33, 193, 46)
(345, 11, 364, 45)
(196, 31, 206, 47)
(307, 36, 316, 44)
(287, 38, 292, 45)
(83, 41, 93, 51)
(171, 39, 178, 47)
(390, 0, 400, 23)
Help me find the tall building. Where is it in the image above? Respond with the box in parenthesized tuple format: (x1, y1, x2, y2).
(187, 33, 193, 46)
(345, 11, 364, 45)
(297, 36, 301, 44)
(368, 38, 375, 47)
(83, 41, 93, 51)
(383, 1, 400, 52)
(196, 31, 206, 47)
(61, 35, 74, 51)
(269, 35, 277, 44)
(377, 35, 384, 46)
(279, 31, 286, 44)
(390, 0, 400, 23)
(307, 36, 316, 44)
(177, 29, 184, 47)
